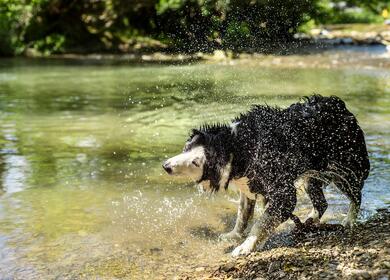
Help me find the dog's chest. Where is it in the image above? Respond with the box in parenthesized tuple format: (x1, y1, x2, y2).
(230, 177, 258, 200)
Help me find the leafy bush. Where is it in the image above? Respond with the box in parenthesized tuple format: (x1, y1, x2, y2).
(1, 0, 388, 56)
(32, 34, 66, 55)
(154, 0, 318, 51)
(328, 10, 383, 24)
(314, 0, 387, 24)
(0, 0, 31, 55)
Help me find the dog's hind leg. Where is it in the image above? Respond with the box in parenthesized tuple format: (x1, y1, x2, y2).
(220, 191, 256, 241)
(305, 178, 328, 223)
(326, 161, 366, 228)
(342, 182, 363, 228)
(343, 198, 361, 228)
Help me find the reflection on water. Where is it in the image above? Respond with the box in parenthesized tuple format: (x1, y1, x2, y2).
(0, 48, 389, 278)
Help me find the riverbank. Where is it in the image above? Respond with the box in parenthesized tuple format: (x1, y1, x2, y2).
(301, 23, 390, 45)
(16, 24, 389, 65)
(9, 44, 389, 72)
(179, 208, 390, 279)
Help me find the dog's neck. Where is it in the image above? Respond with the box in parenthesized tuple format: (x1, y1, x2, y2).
(203, 124, 250, 181)
(196, 123, 252, 186)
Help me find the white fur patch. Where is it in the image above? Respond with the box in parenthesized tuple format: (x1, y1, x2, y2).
(230, 121, 240, 136)
(343, 202, 359, 228)
(165, 146, 206, 180)
(231, 235, 257, 257)
(232, 177, 263, 200)
(294, 175, 309, 194)
(307, 208, 320, 222)
(231, 177, 253, 199)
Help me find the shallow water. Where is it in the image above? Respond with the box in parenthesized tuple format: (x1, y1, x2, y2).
(0, 48, 389, 278)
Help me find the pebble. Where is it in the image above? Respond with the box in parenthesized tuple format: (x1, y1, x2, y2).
(319, 272, 327, 278)
(381, 261, 390, 269)
(182, 209, 390, 280)
(268, 261, 281, 273)
(360, 272, 371, 279)
(220, 262, 236, 272)
(149, 247, 163, 253)
(195, 267, 205, 272)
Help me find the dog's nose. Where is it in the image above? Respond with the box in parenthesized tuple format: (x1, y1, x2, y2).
(162, 162, 173, 174)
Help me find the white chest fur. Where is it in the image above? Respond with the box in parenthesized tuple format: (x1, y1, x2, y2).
(230, 177, 265, 204)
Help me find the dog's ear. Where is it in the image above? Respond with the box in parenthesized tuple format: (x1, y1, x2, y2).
(190, 129, 209, 142)
(191, 129, 205, 137)
(190, 129, 201, 137)
(184, 130, 207, 151)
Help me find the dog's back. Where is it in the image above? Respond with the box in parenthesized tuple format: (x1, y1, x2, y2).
(287, 95, 370, 181)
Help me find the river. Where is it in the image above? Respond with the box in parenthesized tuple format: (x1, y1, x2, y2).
(0, 46, 389, 278)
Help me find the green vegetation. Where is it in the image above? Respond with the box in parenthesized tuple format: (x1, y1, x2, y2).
(0, 0, 389, 56)
(314, 0, 387, 24)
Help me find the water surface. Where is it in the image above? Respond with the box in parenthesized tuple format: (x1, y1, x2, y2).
(0, 48, 389, 278)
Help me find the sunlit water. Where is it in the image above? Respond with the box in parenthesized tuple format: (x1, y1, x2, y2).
(0, 47, 389, 278)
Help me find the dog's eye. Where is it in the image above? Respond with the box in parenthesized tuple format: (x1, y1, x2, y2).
(192, 160, 200, 167)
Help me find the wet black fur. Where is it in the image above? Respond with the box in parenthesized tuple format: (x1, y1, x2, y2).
(186, 95, 370, 222)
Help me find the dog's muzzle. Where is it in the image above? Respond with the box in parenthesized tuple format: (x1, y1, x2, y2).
(162, 161, 173, 174)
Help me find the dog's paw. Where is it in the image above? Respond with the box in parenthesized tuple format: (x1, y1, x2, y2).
(220, 231, 243, 241)
(342, 217, 356, 229)
(306, 208, 320, 224)
(231, 236, 257, 257)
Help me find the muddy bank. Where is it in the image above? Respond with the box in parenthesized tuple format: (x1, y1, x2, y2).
(180, 208, 390, 279)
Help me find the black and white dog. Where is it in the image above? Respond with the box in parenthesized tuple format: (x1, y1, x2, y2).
(162, 95, 370, 257)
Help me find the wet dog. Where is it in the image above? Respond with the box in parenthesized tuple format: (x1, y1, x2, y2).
(163, 95, 370, 256)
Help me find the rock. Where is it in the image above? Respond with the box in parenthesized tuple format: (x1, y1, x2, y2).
(220, 262, 236, 272)
(149, 247, 162, 253)
(212, 50, 227, 61)
(268, 261, 281, 273)
(319, 272, 328, 278)
(360, 272, 372, 279)
(78, 230, 88, 237)
(344, 268, 372, 279)
(195, 267, 205, 272)
(381, 261, 390, 269)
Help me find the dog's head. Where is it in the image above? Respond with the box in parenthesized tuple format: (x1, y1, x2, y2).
(162, 125, 234, 192)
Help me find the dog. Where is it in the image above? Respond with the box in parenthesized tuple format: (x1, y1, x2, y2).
(162, 95, 370, 257)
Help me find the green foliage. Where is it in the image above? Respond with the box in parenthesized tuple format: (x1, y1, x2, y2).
(314, 0, 387, 24)
(328, 9, 383, 24)
(298, 19, 317, 33)
(32, 34, 66, 55)
(0, 0, 29, 55)
(0, 0, 389, 56)
(342, 0, 390, 14)
(153, 0, 318, 51)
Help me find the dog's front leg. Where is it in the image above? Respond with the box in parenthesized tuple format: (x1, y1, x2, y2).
(231, 190, 296, 257)
(220, 191, 256, 241)
(231, 209, 280, 257)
